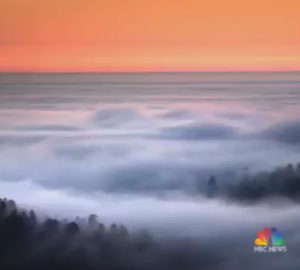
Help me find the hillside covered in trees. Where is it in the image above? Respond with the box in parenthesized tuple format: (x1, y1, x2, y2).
(0, 198, 220, 270)
(204, 163, 300, 201)
(1, 163, 300, 269)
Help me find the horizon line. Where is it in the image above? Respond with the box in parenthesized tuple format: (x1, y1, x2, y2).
(1, 69, 300, 74)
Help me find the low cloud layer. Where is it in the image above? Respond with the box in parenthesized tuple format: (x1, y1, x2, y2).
(159, 123, 239, 140)
(93, 108, 144, 127)
(261, 120, 300, 144)
(1, 73, 300, 269)
(1, 178, 300, 238)
(0, 118, 300, 196)
(0, 134, 47, 146)
(16, 124, 81, 132)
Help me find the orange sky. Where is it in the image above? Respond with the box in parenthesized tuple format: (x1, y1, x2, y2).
(0, 0, 299, 72)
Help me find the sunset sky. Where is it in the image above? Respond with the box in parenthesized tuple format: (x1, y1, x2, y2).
(1, 0, 299, 72)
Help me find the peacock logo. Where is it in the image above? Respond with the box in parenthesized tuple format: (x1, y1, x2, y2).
(254, 227, 287, 253)
(255, 227, 270, 246)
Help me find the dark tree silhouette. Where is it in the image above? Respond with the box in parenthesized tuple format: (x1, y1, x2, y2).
(207, 176, 218, 198)
(0, 197, 222, 270)
(225, 162, 300, 201)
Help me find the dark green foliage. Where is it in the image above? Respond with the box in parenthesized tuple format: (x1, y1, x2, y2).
(0, 198, 217, 270)
(225, 163, 300, 201)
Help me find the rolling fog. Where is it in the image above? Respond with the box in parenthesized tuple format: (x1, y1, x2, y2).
(1, 72, 300, 268)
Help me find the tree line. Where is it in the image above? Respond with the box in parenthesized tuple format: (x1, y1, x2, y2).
(205, 163, 300, 201)
(0, 198, 217, 270)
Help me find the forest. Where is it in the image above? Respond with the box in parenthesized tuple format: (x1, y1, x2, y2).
(1, 163, 300, 269)
(0, 197, 219, 270)
(205, 163, 300, 201)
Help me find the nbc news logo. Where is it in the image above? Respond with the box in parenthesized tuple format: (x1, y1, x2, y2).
(254, 227, 287, 253)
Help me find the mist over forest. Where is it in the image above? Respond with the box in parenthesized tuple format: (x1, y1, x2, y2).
(1, 73, 300, 269)
(2, 161, 300, 270)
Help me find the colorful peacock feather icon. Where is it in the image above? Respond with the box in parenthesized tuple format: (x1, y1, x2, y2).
(255, 227, 285, 246)
(271, 228, 285, 246)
